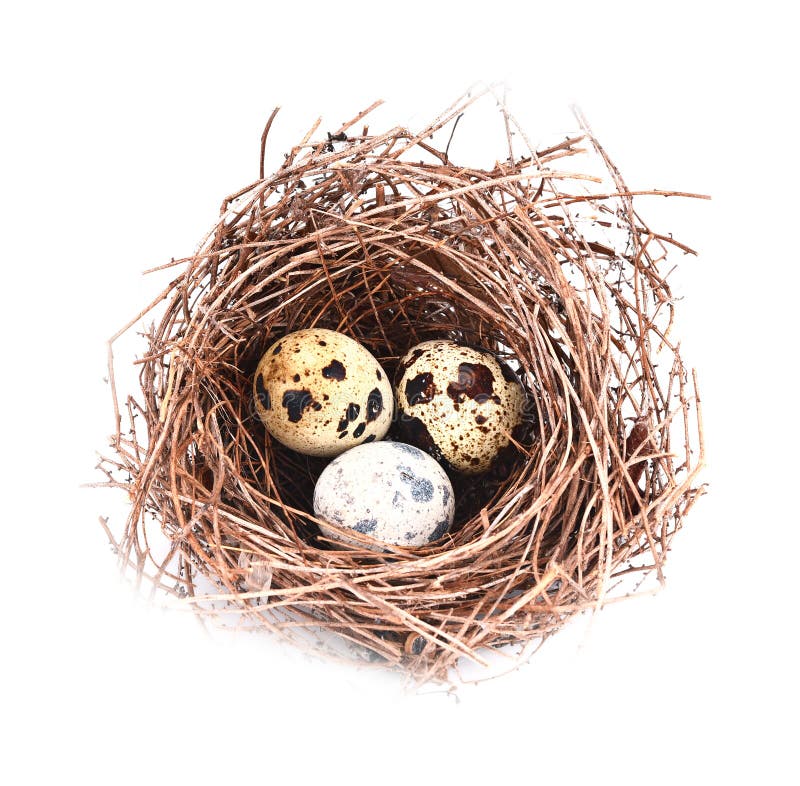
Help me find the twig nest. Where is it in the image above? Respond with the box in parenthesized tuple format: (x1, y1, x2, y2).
(101, 94, 705, 683)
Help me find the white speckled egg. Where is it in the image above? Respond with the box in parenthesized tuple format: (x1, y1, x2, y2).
(253, 328, 393, 457)
(313, 441, 455, 549)
(395, 340, 527, 474)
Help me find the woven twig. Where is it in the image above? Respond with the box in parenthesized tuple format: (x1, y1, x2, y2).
(97, 92, 706, 683)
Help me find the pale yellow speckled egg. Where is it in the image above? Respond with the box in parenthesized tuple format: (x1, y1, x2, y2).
(394, 340, 527, 474)
(253, 328, 393, 457)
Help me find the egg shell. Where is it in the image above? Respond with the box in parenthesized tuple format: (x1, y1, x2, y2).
(253, 328, 393, 457)
(313, 441, 455, 550)
(395, 340, 527, 474)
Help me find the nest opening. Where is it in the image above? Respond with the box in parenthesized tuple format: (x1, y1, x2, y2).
(100, 94, 705, 683)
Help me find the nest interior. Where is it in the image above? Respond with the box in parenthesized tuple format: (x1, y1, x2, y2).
(100, 95, 705, 683)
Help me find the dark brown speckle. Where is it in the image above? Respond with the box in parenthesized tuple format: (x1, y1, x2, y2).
(395, 347, 426, 382)
(322, 359, 346, 381)
(405, 372, 436, 405)
(255, 374, 271, 410)
(446, 362, 495, 404)
(366, 388, 384, 422)
(282, 389, 314, 423)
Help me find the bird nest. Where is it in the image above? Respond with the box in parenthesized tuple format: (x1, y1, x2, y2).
(98, 94, 705, 683)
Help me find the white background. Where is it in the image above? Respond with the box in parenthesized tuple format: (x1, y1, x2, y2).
(2, 1, 797, 784)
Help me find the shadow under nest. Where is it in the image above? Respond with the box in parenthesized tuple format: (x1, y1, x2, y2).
(101, 96, 705, 683)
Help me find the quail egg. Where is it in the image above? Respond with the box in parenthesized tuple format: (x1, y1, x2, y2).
(313, 441, 455, 549)
(395, 340, 527, 474)
(253, 328, 393, 457)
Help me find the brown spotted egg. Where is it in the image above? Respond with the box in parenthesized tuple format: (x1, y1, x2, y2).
(395, 340, 527, 474)
(253, 328, 393, 457)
